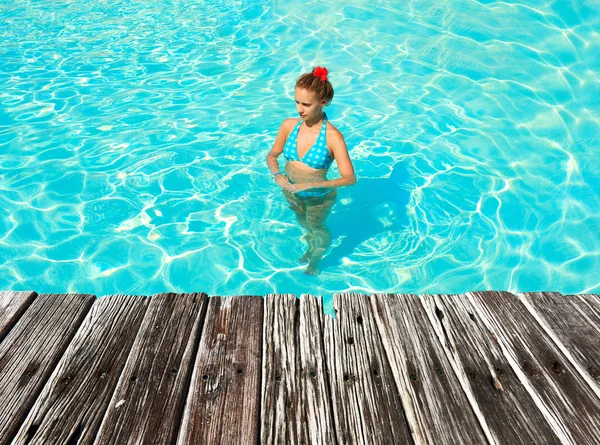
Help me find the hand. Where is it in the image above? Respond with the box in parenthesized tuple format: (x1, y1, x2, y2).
(286, 183, 313, 194)
(274, 174, 291, 189)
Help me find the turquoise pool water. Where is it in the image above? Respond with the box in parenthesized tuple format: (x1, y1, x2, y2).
(1, 0, 599, 313)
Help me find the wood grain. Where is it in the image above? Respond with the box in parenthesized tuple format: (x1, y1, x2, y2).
(0, 291, 37, 342)
(298, 294, 336, 444)
(372, 293, 487, 445)
(424, 293, 559, 444)
(519, 292, 600, 395)
(0, 293, 95, 445)
(261, 294, 336, 444)
(12, 295, 148, 445)
(325, 293, 411, 445)
(468, 291, 600, 444)
(177, 296, 262, 445)
(579, 294, 600, 312)
(94, 292, 208, 445)
(261, 294, 300, 443)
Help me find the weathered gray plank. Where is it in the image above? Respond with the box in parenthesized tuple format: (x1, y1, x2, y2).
(95, 292, 208, 445)
(580, 294, 600, 312)
(371, 293, 487, 445)
(424, 293, 560, 444)
(519, 292, 600, 392)
(261, 294, 336, 444)
(261, 294, 300, 443)
(579, 294, 600, 370)
(11, 295, 148, 445)
(325, 293, 411, 444)
(0, 291, 37, 342)
(0, 293, 95, 445)
(468, 291, 600, 444)
(299, 294, 337, 444)
(177, 296, 262, 445)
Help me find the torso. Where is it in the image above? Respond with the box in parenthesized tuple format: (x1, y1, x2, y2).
(285, 161, 328, 186)
(296, 118, 330, 159)
(283, 117, 334, 182)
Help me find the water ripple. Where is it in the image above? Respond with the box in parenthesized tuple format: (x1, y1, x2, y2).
(1, 0, 599, 312)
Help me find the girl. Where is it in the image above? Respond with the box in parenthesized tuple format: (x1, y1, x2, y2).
(266, 66, 356, 275)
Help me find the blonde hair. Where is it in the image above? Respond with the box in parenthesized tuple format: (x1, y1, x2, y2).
(295, 67, 334, 105)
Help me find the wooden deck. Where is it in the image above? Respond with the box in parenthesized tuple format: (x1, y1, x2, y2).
(0, 291, 599, 444)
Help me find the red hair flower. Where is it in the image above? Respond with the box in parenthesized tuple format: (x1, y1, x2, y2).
(313, 66, 328, 81)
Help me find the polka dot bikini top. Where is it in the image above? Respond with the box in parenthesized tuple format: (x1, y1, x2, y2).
(283, 113, 333, 170)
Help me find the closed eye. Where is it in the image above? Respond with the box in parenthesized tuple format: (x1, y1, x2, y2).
(295, 100, 310, 106)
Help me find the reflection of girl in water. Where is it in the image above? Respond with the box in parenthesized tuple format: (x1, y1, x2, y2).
(266, 67, 356, 275)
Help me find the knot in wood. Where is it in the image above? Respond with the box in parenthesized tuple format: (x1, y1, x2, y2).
(522, 361, 538, 378)
(551, 361, 565, 376)
(588, 366, 600, 382)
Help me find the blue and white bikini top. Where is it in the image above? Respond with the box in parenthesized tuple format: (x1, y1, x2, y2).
(283, 113, 333, 170)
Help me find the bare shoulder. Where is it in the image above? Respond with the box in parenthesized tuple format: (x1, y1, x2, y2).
(283, 117, 298, 123)
(325, 121, 346, 145)
(282, 117, 301, 129)
(280, 118, 300, 135)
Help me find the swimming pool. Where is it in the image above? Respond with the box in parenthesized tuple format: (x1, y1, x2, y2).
(1, 0, 599, 313)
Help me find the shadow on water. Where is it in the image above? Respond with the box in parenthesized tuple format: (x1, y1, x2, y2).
(319, 162, 411, 271)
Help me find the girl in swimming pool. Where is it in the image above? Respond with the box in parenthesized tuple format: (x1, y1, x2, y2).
(266, 66, 356, 275)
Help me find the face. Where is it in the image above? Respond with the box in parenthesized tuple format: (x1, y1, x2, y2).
(295, 87, 325, 121)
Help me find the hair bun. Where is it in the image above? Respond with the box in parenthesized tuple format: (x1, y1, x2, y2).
(313, 66, 328, 81)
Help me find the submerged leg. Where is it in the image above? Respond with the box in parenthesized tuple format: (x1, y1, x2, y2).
(303, 192, 337, 275)
(304, 225, 332, 275)
(296, 212, 315, 264)
(284, 190, 314, 264)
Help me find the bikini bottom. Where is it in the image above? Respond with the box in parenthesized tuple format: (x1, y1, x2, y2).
(286, 177, 334, 198)
(283, 187, 337, 220)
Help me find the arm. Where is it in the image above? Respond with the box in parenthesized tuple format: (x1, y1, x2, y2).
(266, 120, 293, 188)
(288, 130, 356, 192)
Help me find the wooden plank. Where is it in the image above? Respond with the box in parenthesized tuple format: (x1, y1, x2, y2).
(468, 291, 600, 444)
(0, 291, 37, 342)
(298, 294, 337, 444)
(261, 294, 300, 443)
(519, 292, 600, 395)
(371, 293, 487, 445)
(325, 293, 412, 444)
(424, 293, 560, 444)
(177, 296, 262, 445)
(261, 294, 336, 444)
(11, 295, 148, 445)
(95, 292, 208, 445)
(0, 293, 95, 445)
(580, 294, 600, 312)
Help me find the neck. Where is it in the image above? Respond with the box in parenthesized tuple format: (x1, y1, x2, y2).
(304, 112, 324, 127)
